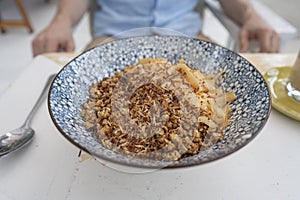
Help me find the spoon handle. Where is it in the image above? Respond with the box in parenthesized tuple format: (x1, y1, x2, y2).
(23, 74, 56, 128)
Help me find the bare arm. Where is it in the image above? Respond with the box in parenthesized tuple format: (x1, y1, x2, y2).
(219, 0, 280, 53)
(32, 0, 89, 56)
(219, 0, 254, 26)
(53, 0, 89, 28)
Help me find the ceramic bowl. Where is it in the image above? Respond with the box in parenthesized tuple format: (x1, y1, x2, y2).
(48, 35, 270, 169)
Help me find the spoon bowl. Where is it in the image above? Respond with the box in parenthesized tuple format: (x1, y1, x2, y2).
(0, 74, 55, 157)
(0, 126, 34, 157)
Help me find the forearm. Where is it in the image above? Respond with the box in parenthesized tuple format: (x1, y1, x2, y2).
(219, 0, 258, 26)
(52, 0, 89, 27)
(220, 0, 280, 53)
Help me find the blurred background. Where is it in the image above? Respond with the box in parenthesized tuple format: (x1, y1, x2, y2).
(0, 0, 299, 95)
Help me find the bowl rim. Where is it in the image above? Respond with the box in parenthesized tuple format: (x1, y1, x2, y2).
(47, 35, 271, 169)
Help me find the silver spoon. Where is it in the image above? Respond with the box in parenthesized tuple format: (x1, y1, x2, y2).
(0, 74, 56, 157)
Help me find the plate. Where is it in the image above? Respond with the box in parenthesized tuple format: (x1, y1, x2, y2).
(263, 67, 300, 121)
(48, 35, 271, 169)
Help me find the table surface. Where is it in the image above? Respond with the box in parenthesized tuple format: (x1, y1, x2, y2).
(0, 53, 299, 200)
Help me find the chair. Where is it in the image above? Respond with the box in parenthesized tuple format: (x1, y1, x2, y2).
(0, 0, 33, 33)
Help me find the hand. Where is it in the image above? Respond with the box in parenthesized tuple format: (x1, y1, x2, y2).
(239, 13, 281, 53)
(32, 16, 75, 57)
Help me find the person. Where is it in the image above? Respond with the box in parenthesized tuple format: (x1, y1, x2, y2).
(32, 0, 281, 57)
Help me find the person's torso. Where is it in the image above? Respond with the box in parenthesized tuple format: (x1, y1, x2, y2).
(93, 0, 202, 38)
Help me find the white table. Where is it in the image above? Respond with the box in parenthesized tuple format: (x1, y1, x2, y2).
(0, 53, 299, 200)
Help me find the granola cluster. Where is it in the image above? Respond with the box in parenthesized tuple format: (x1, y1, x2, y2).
(80, 58, 236, 161)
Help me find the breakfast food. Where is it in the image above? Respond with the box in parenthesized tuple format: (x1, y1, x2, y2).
(80, 58, 236, 161)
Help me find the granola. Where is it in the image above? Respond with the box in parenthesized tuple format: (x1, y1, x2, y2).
(80, 58, 236, 161)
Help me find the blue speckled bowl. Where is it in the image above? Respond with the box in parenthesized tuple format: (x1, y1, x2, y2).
(48, 35, 270, 169)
